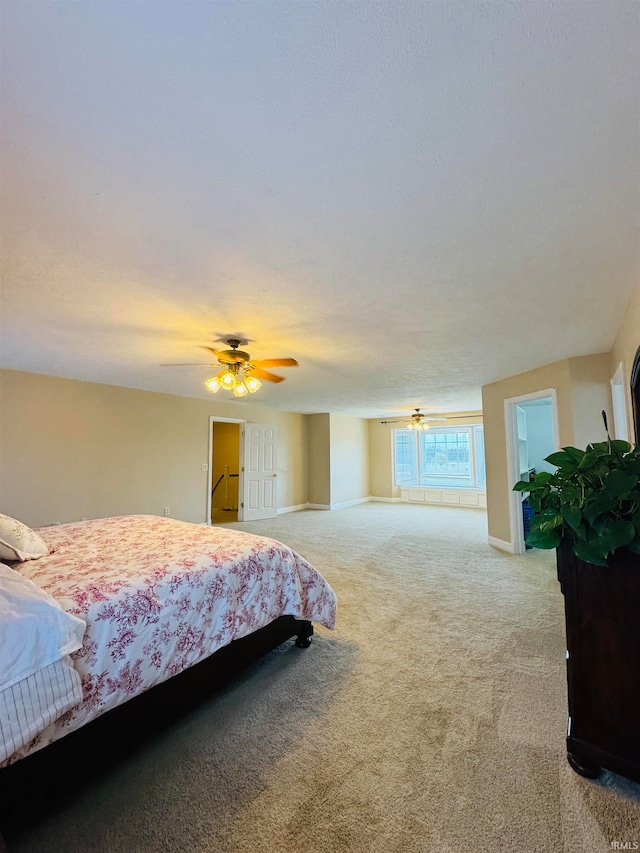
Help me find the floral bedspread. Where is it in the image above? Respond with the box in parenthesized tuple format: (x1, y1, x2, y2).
(14, 515, 337, 757)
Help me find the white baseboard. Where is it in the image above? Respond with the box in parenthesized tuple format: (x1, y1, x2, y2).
(305, 499, 370, 511)
(329, 497, 370, 510)
(488, 535, 515, 553)
(368, 496, 402, 503)
(277, 503, 310, 515)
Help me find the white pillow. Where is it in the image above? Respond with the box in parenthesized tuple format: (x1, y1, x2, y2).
(0, 563, 86, 691)
(0, 513, 49, 561)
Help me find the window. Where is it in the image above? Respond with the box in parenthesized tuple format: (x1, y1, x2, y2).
(394, 430, 418, 484)
(393, 426, 486, 489)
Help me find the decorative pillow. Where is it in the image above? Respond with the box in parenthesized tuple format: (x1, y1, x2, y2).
(0, 562, 86, 691)
(0, 513, 49, 562)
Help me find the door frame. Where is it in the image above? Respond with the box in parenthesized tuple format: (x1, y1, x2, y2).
(207, 416, 246, 525)
(631, 346, 640, 445)
(504, 388, 559, 554)
(610, 361, 629, 442)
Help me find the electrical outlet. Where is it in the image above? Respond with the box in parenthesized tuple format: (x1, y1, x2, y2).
(164, 506, 170, 516)
(201, 463, 209, 471)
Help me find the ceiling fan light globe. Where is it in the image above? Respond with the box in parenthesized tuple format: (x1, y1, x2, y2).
(205, 376, 221, 392)
(232, 380, 248, 398)
(220, 371, 235, 389)
(245, 376, 262, 393)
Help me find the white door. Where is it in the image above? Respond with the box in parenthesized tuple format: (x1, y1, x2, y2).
(241, 423, 278, 521)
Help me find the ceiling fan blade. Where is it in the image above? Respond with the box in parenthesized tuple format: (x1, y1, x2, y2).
(251, 358, 298, 368)
(200, 346, 222, 357)
(246, 367, 285, 383)
(160, 363, 216, 367)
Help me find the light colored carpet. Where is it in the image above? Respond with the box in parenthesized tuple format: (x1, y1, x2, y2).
(5, 504, 640, 852)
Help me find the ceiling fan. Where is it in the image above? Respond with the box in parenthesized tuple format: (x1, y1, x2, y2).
(380, 409, 450, 430)
(162, 338, 298, 397)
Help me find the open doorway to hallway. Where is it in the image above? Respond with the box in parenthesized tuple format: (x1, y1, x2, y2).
(209, 420, 242, 524)
(505, 389, 559, 554)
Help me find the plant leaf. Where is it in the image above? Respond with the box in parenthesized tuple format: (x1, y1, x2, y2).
(513, 481, 531, 492)
(583, 492, 616, 524)
(577, 451, 602, 471)
(558, 484, 581, 503)
(611, 520, 637, 548)
(545, 451, 577, 468)
(573, 539, 608, 566)
(593, 518, 617, 555)
(561, 505, 582, 532)
(563, 447, 586, 462)
(610, 439, 632, 454)
(527, 490, 553, 513)
(530, 508, 562, 533)
(605, 469, 638, 499)
(526, 529, 561, 549)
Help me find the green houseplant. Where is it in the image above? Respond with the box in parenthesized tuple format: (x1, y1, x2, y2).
(513, 413, 640, 566)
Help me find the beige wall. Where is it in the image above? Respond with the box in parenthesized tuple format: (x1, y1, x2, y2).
(610, 283, 640, 442)
(368, 413, 484, 500)
(368, 420, 396, 499)
(0, 370, 308, 528)
(568, 353, 612, 447)
(307, 413, 331, 506)
(306, 413, 369, 507)
(329, 413, 370, 506)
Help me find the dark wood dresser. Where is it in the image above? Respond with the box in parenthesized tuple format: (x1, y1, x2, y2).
(557, 537, 640, 783)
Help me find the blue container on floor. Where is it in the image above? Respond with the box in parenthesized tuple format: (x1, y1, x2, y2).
(522, 500, 534, 549)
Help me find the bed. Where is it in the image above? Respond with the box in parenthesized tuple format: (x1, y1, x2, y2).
(0, 513, 337, 768)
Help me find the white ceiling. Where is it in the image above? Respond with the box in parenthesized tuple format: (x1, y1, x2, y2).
(1, 1, 638, 419)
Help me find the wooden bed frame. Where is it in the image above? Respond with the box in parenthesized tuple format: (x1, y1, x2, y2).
(0, 616, 314, 844)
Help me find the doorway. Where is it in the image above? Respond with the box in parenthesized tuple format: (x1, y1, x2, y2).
(610, 362, 629, 442)
(631, 346, 640, 445)
(208, 417, 243, 525)
(505, 389, 559, 554)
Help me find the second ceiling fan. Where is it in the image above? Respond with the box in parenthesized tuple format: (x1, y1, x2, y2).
(381, 409, 449, 430)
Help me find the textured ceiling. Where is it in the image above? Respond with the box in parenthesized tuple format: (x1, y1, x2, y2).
(1, 1, 638, 418)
